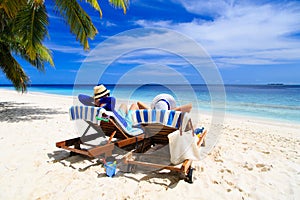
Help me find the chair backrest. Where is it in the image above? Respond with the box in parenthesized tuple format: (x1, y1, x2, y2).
(69, 105, 100, 124)
(132, 109, 190, 130)
(69, 105, 143, 136)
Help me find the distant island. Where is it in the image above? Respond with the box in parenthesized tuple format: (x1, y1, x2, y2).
(267, 83, 284, 86)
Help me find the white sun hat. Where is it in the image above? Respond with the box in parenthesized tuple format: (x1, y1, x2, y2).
(151, 93, 176, 110)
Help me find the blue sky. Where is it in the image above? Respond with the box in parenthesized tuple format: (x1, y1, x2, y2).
(1, 0, 300, 85)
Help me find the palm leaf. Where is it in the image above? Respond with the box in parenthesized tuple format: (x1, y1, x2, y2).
(0, 0, 26, 18)
(1, 0, 130, 92)
(0, 9, 9, 31)
(0, 2, 53, 91)
(85, 0, 102, 17)
(0, 42, 29, 92)
(36, 44, 54, 66)
(0, 29, 53, 72)
(14, 0, 49, 63)
(12, 42, 54, 71)
(55, 0, 98, 50)
(109, 0, 129, 14)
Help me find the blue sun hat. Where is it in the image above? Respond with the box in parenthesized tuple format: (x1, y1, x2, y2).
(78, 94, 94, 106)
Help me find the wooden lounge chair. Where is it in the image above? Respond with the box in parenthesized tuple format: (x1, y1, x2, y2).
(123, 109, 207, 183)
(56, 106, 145, 158)
(56, 106, 207, 182)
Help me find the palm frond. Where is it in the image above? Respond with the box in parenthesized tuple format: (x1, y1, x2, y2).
(14, 0, 49, 62)
(109, 0, 129, 14)
(85, 0, 102, 18)
(0, 30, 44, 71)
(36, 44, 54, 66)
(0, 9, 9, 31)
(12, 42, 54, 71)
(54, 0, 98, 50)
(0, 42, 29, 92)
(1, 1, 53, 77)
(0, 0, 26, 18)
(34, 0, 44, 5)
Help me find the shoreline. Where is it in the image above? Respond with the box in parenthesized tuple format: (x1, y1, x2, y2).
(1, 88, 299, 127)
(1, 89, 299, 199)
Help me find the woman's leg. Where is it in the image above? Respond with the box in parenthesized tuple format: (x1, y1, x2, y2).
(120, 103, 138, 130)
(129, 103, 139, 111)
(118, 103, 139, 115)
(137, 101, 149, 109)
(174, 103, 192, 113)
(118, 103, 128, 114)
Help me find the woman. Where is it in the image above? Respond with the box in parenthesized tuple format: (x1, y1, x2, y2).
(137, 93, 192, 113)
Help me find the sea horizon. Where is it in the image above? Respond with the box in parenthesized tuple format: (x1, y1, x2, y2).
(1, 84, 299, 124)
(2, 83, 300, 86)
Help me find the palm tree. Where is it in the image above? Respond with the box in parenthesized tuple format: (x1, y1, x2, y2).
(0, 0, 129, 92)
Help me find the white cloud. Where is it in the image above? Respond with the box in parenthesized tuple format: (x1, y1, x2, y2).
(135, 20, 173, 27)
(46, 43, 87, 55)
(104, 21, 117, 27)
(107, 64, 193, 84)
(137, 1, 300, 67)
(173, 0, 235, 17)
(113, 49, 191, 66)
(83, 29, 216, 68)
(76, 30, 221, 84)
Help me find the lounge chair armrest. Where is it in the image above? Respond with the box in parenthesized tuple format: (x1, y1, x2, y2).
(95, 116, 109, 122)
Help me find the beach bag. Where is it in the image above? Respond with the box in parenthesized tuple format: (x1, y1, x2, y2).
(168, 129, 201, 165)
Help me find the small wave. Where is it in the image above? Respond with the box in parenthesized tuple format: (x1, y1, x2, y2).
(226, 102, 300, 111)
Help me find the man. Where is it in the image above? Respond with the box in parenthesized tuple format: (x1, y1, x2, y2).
(79, 84, 138, 130)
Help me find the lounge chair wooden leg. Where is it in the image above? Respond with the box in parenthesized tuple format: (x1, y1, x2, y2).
(107, 130, 117, 144)
(105, 151, 112, 158)
(181, 160, 192, 175)
(201, 139, 206, 147)
(69, 141, 81, 156)
(197, 129, 207, 147)
(74, 141, 81, 150)
(126, 164, 138, 173)
(127, 164, 132, 172)
(123, 151, 133, 164)
(185, 167, 194, 184)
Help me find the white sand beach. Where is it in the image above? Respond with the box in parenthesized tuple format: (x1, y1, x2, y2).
(0, 89, 299, 200)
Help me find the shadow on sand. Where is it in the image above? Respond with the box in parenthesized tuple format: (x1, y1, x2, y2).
(48, 149, 183, 188)
(0, 101, 67, 123)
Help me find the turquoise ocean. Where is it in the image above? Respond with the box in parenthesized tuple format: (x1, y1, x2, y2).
(1, 84, 300, 123)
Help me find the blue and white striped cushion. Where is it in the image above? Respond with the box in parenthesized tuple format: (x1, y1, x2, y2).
(132, 109, 189, 129)
(69, 106, 103, 124)
(69, 106, 143, 136)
